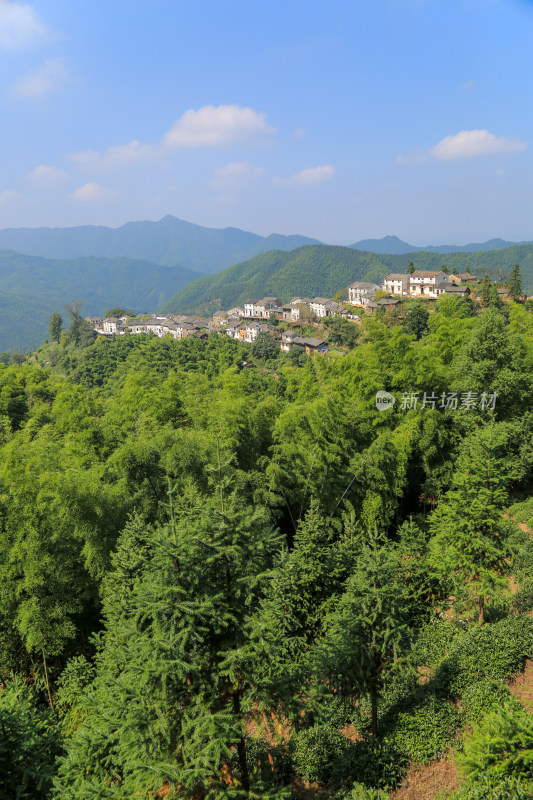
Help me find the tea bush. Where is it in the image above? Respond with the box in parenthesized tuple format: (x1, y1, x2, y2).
(435, 616, 533, 698)
(331, 735, 408, 790)
(460, 678, 523, 723)
(381, 691, 463, 764)
(413, 616, 466, 667)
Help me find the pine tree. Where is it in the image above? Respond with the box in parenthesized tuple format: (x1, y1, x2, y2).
(55, 473, 284, 798)
(429, 426, 516, 624)
(407, 261, 415, 275)
(316, 531, 420, 735)
(478, 274, 492, 307)
(507, 263, 523, 302)
(48, 312, 63, 343)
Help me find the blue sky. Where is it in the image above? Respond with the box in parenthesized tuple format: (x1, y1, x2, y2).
(0, 0, 532, 244)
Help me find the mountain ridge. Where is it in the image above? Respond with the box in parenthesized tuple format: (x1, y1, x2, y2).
(0, 216, 321, 274)
(162, 242, 533, 316)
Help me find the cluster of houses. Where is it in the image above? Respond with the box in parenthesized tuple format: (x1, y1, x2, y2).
(348, 270, 480, 308)
(87, 271, 482, 355)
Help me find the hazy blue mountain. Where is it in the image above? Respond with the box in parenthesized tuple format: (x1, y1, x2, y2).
(350, 235, 525, 255)
(0, 251, 202, 352)
(350, 236, 419, 254)
(162, 243, 533, 316)
(0, 216, 321, 274)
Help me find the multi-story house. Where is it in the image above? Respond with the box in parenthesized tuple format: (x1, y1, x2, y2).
(382, 274, 410, 296)
(309, 298, 343, 317)
(348, 281, 381, 306)
(409, 270, 448, 298)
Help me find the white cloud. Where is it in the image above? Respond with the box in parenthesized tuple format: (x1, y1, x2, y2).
(164, 105, 276, 148)
(69, 182, 114, 202)
(462, 79, 477, 91)
(397, 129, 528, 165)
(212, 161, 265, 187)
(67, 105, 276, 174)
(0, 1, 49, 51)
(68, 140, 159, 172)
(10, 57, 67, 99)
(496, 169, 505, 178)
(275, 165, 336, 186)
(293, 128, 306, 140)
(28, 164, 67, 185)
(431, 130, 528, 160)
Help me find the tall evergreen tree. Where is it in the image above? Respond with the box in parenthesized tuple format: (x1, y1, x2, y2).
(429, 426, 516, 624)
(55, 474, 283, 798)
(507, 263, 523, 302)
(48, 312, 63, 343)
(316, 531, 420, 735)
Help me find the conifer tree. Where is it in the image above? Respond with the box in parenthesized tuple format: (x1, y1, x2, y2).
(55, 473, 283, 798)
(479, 274, 492, 307)
(317, 531, 419, 735)
(507, 263, 523, 302)
(429, 426, 516, 624)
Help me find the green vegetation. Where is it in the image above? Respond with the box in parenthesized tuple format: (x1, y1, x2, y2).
(162, 243, 533, 315)
(0, 296, 532, 798)
(0, 250, 202, 351)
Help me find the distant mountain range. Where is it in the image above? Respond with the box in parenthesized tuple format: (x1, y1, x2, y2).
(1, 215, 532, 352)
(0, 251, 200, 352)
(162, 243, 533, 316)
(0, 216, 529, 273)
(349, 235, 528, 255)
(0, 216, 321, 274)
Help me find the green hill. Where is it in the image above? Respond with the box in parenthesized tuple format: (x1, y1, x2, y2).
(161, 243, 533, 315)
(0, 216, 321, 274)
(0, 251, 201, 352)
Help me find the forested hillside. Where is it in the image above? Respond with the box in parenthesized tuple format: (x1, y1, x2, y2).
(0, 216, 320, 273)
(0, 251, 201, 352)
(1, 295, 533, 799)
(162, 242, 533, 314)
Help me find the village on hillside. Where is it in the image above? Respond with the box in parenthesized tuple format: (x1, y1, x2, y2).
(86, 268, 503, 355)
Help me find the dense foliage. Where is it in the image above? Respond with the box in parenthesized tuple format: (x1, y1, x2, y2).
(0, 295, 532, 798)
(162, 243, 533, 314)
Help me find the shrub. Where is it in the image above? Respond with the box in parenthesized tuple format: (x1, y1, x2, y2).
(0, 675, 60, 799)
(294, 724, 348, 783)
(381, 691, 463, 764)
(413, 617, 465, 667)
(513, 541, 533, 582)
(457, 708, 533, 784)
(449, 774, 533, 799)
(343, 784, 390, 799)
(436, 616, 533, 698)
(331, 735, 407, 790)
(461, 679, 523, 724)
(512, 577, 533, 614)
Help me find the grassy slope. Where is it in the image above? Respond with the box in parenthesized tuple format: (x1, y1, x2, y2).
(161, 243, 533, 315)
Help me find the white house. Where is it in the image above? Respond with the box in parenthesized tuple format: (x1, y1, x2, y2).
(348, 281, 381, 306)
(409, 270, 448, 298)
(382, 274, 410, 296)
